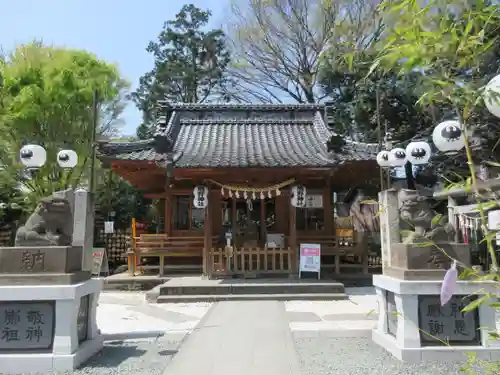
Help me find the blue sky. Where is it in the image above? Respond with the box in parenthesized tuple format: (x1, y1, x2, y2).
(0, 0, 223, 136)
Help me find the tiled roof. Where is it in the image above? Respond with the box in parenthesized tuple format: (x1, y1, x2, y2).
(97, 104, 378, 168)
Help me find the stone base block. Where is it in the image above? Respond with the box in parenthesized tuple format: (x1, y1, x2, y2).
(372, 275, 500, 364)
(384, 266, 447, 280)
(0, 335, 104, 373)
(0, 246, 83, 274)
(0, 271, 91, 285)
(390, 242, 470, 274)
(0, 278, 104, 372)
(373, 329, 500, 362)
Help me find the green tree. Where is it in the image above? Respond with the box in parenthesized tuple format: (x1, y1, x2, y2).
(95, 170, 152, 229)
(0, 41, 129, 204)
(132, 4, 233, 126)
(319, 50, 439, 143)
(370, 2, 500, 371)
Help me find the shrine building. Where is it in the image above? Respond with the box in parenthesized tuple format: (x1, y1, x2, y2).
(97, 103, 380, 279)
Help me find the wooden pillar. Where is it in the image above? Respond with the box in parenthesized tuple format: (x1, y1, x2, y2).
(203, 190, 214, 277)
(164, 187, 172, 236)
(324, 177, 333, 235)
(260, 199, 266, 247)
(288, 189, 298, 276)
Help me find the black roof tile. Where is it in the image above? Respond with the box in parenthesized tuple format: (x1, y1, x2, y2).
(97, 104, 378, 168)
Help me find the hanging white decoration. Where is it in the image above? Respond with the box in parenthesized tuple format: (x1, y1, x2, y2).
(57, 149, 78, 169)
(228, 190, 233, 197)
(260, 192, 265, 200)
(235, 191, 240, 198)
(388, 148, 407, 167)
(291, 185, 307, 208)
(267, 190, 272, 198)
(19, 144, 47, 169)
(221, 187, 224, 196)
(376, 150, 391, 168)
(432, 120, 465, 153)
(243, 191, 248, 199)
(484, 74, 500, 118)
(252, 192, 256, 200)
(405, 141, 432, 165)
(193, 185, 208, 209)
(276, 188, 281, 196)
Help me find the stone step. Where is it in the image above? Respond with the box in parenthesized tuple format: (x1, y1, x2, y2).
(158, 282, 346, 296)
(155, 293, 349, 303)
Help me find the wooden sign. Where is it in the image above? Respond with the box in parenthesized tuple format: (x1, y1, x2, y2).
(91, 248, 109, 276)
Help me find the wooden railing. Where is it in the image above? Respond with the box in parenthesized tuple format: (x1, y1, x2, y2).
(297, 234, 377, 274)
(208, 247, 293, 278)
(128, 234, 217, 276)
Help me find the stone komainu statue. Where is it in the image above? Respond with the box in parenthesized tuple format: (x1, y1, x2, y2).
(15, 190, 74, 247)
(398, 189, 455, 245)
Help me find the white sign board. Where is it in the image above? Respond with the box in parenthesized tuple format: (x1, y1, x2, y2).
(306, 194, 323, 208)
(299, 243, 321, 279)
(104, 221, 114, 234)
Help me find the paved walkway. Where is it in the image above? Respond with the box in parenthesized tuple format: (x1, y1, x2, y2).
(163, 301, 301, 375)
(97, 292, 212, 337)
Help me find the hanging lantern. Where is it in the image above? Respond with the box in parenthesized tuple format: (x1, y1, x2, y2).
(243, 191, 248, 199)
(388, 148, 407, 167)
(19, 144, 47, 169)
(228, 190, 233, 197)
(235, 191, 240, 198)
(57, 149, 78, 169)
(267, 190, 272, 198)
(192, 185, 208, 209)
(405, 141, 432, 165)
(376, 150, 391, 168)
(432, 120, 465, 153)
(291, 185, 307, 208)
(484, 74, 500, 118)
(260, 192, 265, 200)
(252, 192, 256, 200)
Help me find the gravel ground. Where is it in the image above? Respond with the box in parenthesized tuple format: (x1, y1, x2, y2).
(293, 334, 488, 375)
(2, 333, 186, 375)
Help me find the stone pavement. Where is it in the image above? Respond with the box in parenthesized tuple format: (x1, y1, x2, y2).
(97, 291, 212, 337)
(162, 301, 301, 375)
(285, 287, 378, 337)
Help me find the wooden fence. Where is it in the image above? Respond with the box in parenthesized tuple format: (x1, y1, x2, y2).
(209, 247, 294, 278)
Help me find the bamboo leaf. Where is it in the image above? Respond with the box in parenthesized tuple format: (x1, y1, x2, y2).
(461, 294, 490, 313)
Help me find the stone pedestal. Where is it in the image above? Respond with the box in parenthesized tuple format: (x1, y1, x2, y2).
(385, 243, 471, 280)
(373, 275, 500, 363)
(0, 278, 104, 373)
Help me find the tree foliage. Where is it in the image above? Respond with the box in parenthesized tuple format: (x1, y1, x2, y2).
(132, 4, 233, 125)
(95, 170, 152, 229)
(0, 41, 129, 205)
(226, 0, 382, 103)
(371, 0, 500, 165)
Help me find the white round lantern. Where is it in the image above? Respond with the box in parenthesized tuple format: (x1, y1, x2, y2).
(19, 144, 47, 169)
(432, 120, 465, 153)
(57, 149, 78, 169)
(484, 74, 500, 118)
(389, 148, 407, 167)
(376, 150, 391, 168)
(405, 141, 432, 165)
